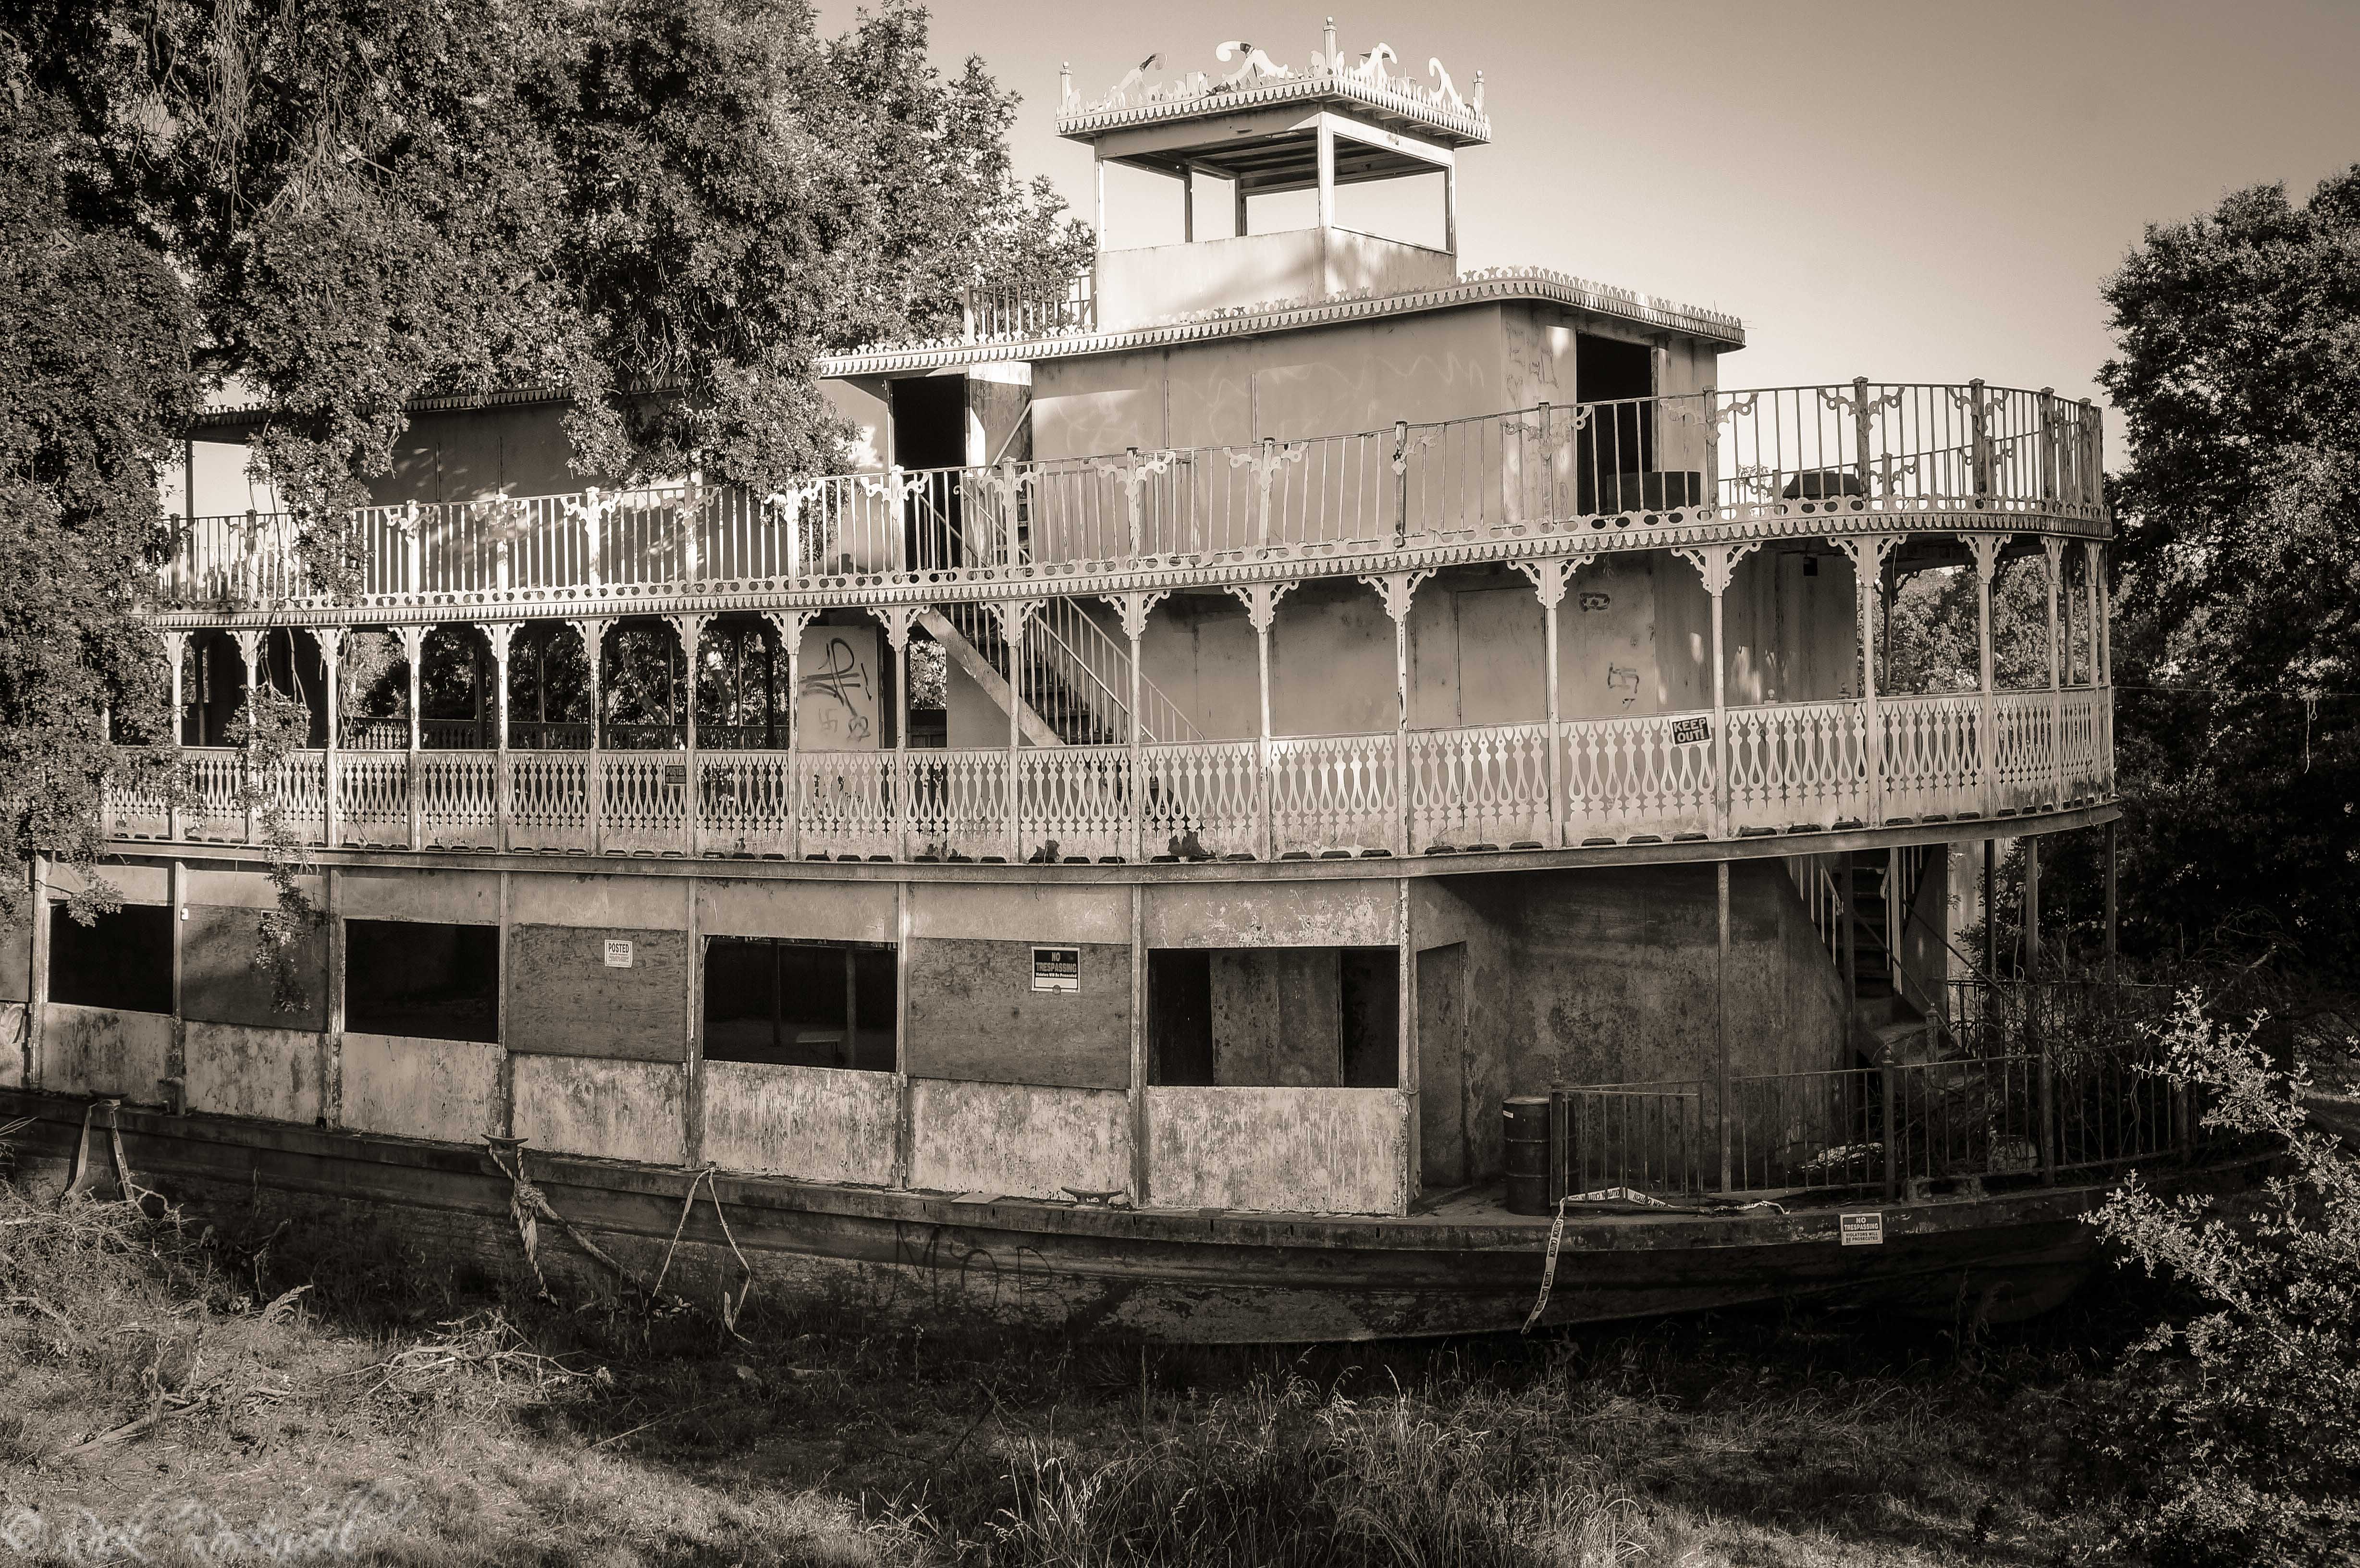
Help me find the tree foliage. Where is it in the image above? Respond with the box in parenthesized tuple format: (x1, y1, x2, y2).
(2080, 165, 2360, 982)
(2082, 997, 2360, 1565)
(1, 0, 1086, 912)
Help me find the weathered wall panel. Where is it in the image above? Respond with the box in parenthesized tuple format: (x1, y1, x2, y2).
(48, 861, 171, 905)
(505, 924, 687, 1060)
(0, 1003, 25, 1086)
(1144, 882, 1397, 948)
(0, 905, 28, 1003)
(180, 905, 329, 1031)
(337, 867, 502, 924)
(185, 864, 321, 910)
(701, 1061, 898, 1186)
(908, 1078, 1129, 1200)
(512, 1055, 687, 1165)
(184, 1020, 324, 1124)
(909, 883, 1128, 944)
(507, 873, 688, 931)
(905, 939, 1129, 1089)
(341, 1031, 503, 1143)
(698, 880, 895, 944)
(1208, 949, 1342, 1087)
(1145, 1086, 1406, 1215)
(40, 1003, 173, 1104)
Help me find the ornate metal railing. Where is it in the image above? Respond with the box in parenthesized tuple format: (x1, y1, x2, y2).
(1548, 980, 2187, 1202)
(155, 382, 2104, 612)
(113, 686, 2108, 861)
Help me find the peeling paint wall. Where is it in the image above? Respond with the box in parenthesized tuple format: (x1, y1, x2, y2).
(905, 940, 1129, 1089)
(341, 1031, 503, 1143)
(1145, 1086, 1406, 1215)
(698, 879, 894, 944)
(512, 1055, 687, 1165)
(1, 905, 33, 1003)
(907, 1079, 1129, 1200)
(505, 924, 687, 1061)
(1144, 882, 1397, 948)
(1, 1003, 25, 1087)
(508, 872, 687, 931)
(702, 1061, 898, 1186)
(184, 1021, 323, 1124)
(1208, 949, 1341, 1086)
(41, 1003, 173, 1103)
(182, 905, 328, 1031)
(339, 867, 501, 924)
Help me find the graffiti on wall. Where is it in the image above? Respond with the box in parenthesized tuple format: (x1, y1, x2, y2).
(797, 628, 880, 749)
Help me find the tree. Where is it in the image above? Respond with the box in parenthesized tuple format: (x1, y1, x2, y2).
(2076, 165, 2360, 983)
(1, 0, 1087, 923)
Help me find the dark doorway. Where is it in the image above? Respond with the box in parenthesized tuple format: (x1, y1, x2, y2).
(1575, 333, 1657, 512)
(703, 936, 894, 1070)
(346, 919, 499, 1042)
(1147, 946, 1399, 1089)
(890, 376, 969, 572)
(1147, 948, 1214, 1086)
(49, 903, 172, 1014)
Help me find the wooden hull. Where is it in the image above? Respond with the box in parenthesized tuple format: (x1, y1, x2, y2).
(0, 1090, 2255, 1343)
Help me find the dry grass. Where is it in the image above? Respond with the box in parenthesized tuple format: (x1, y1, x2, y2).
(0, 1170, 2153, 1568)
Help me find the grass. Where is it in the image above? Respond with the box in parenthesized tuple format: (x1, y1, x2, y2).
(0, 1164, 2175, 1568)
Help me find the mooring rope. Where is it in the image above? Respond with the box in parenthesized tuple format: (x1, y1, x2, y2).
(1521, 1187, 1788, 1333)
(650, 1164, 756, 1336)
(485, 1140, 747, 1329)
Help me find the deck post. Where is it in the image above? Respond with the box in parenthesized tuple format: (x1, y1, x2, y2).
(2093, 541, 2114, 784)
(482, 623, 514, 854)
(996, 601, 1036, 862)
(2041, 537, 2064, 810)
(1116, 593, 1166, 863)
(761, 613, 814, 860)
(2084, 538, 2106, 792)
(1967, 536, 2000, 818)
(671, 614, 707, 857)
(877, 607, 921, 863)
(1398, 878, 1416, 1213)
(317, 629, 344, 850)
(167, 858, 185, 1110)
(322, 865, 343, 1128)
(1716, 860, 1731, 1194)
(1358, 573, 1425, 857)
(1983, 838, 1999, 1007)
(1674, 544, 1755, 837)
(1227, 584, 1291, 860)
(1880, 1046, 1898, 1201)
(398, 625, 426, 851)
(894, 881, 911, 1188)
(574, 619, 608, 855)
(1513, 558, 1580, 848)
(1129, 884, 1148, 1204)
(161, 632, 188, 841)
(1838, 537, 1896, 826)
(230, 630, 263, 846)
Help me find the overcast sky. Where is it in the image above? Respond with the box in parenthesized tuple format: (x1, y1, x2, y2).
(824, 0, 2360, 407)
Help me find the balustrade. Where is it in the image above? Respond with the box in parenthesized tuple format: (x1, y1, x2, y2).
(114, 692, 2111, 862)
(158, 382, 2104, 611)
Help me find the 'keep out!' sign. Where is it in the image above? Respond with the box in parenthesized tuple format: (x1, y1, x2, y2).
(1671, 716, 1710, 745)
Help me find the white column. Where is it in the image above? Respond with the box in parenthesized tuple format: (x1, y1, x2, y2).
(398, 625, 426, 850)
(482, 623, 516, 853)
(572, 618, 607, 854)
(1227, 583, 1293, 859)
(1675, 544, 1758, 837)
(995, 601, 1037, 861)
(1837, 537, 1898, 825)
(1967, 536, 2001, 819)
(877, 606, 922, 862)
(1315, 118, 1336, 235)
(671, 613, 707, 856)
(1516, 558, 1586, 848)
(1116, 592, 1167, 863)
(316, 628, 344, 849)
(2042, 537, 2065, 808)
(761, 611, 816, 859)
(1360, 572, 1428, 856)
(161, 632, 189, 840)
(231, 629, 263, 846)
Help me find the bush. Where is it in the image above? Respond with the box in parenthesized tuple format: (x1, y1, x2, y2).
(2083, 994, 2360, 1565)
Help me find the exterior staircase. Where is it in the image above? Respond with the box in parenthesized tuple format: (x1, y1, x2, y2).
(1793, 849, 1948, 1064)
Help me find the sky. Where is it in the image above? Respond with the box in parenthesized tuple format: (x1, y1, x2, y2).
(821, 0, 2360, 407)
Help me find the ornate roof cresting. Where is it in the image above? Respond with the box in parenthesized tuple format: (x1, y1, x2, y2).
(1057, 19, 1489, 143)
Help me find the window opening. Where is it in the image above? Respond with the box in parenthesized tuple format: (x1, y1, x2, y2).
(704, 936, 895, 1070)
(345, 919, 499, 1042)
(49, 903, 172, 1014)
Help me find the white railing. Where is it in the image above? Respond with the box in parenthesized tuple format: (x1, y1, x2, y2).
(158, 383, 2104, 610)
(111, 692, 2108, 860)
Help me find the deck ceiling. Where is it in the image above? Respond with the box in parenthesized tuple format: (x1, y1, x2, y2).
(1115, 129, 1439, 197)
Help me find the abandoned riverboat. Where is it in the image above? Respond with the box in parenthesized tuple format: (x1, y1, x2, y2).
(0, 29, 2219, 1339)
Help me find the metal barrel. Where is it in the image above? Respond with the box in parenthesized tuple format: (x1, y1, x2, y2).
(1503, 1095, 1551, 1215)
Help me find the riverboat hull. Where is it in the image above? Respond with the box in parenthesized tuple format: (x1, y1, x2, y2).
(0, 1089, 2254, 1342)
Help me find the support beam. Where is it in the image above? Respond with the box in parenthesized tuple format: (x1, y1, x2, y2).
(230, 629, 263, 846)
(161, 632, 189, 840)
(2042, 537, 2065, 808)
(482, 623, 515, 853)
(995, 601, 1037, 861)
(1516, 558, 1587, 849)
(670, 613, 708, 855)
(759, 612, 816, 859)
(1966, 536, 2002, 819)
(875, 607, 923, 863)
(572, 619, 608, 855)
(2103, 820, 2119, 986)
(398, 625, 426, 851)
(1115, 592, 1168, 862)
(1227, 583, 1294, 859)
(1360, 572, 1430, 856)
(1716, 860, 1732, 1193)
(1837, 536, 1899, 826)
(1674, 544, 1758, 836)
(316, 628, 344, 849)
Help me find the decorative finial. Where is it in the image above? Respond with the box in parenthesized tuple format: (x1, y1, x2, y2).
(1322, 17, 1337, 73)
(1472, 69, 1485, 113)
(1060, 61, 1072, 100)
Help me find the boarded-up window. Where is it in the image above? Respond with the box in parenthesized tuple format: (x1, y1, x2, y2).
(1149, 946, 1398, 1088)
(49, 903, 172, 1014)
(346, 919, 498, 1043)
(703, 937, 893, 1070)
(183, 905, 327, 1030)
